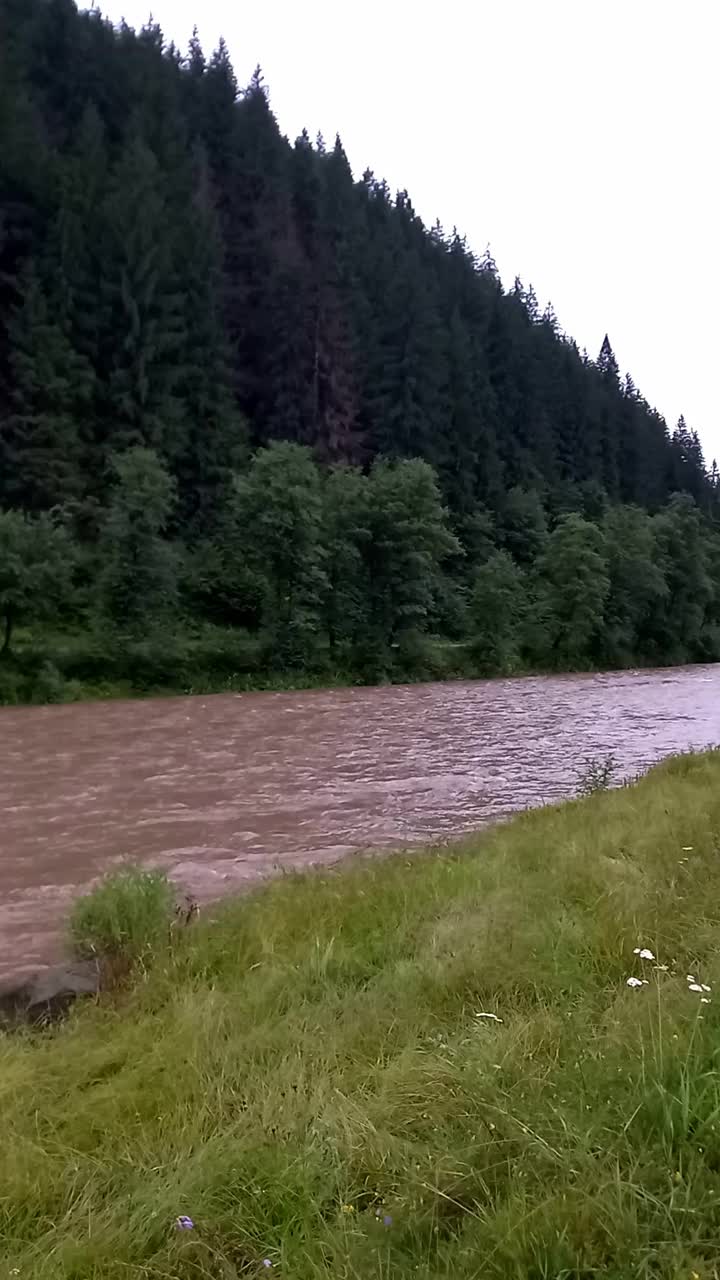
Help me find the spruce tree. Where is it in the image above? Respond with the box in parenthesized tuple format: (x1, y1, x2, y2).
(2, 261, 90, 511)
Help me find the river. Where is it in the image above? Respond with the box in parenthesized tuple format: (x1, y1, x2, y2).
(1, 664, 719, 979)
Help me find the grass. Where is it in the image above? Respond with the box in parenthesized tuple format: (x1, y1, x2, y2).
(69, 866, 177, 977)
(3, 753, 720, 1277)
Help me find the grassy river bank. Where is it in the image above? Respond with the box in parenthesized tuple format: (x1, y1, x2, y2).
(3, 753, 720, 1277)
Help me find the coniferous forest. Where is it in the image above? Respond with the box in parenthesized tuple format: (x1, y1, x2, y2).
(1, 0, 719, 703)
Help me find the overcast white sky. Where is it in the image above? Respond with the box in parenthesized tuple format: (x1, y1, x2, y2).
(98, 0, 719, 460)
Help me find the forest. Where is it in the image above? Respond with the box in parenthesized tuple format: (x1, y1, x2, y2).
(1, 0, 718, 703)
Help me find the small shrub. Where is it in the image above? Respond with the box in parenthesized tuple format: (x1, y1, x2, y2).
(0, 665, 22, 705)
(69, 867, 176, 977)
(30, 660, 66, 704)
(574, 752, 618, 796)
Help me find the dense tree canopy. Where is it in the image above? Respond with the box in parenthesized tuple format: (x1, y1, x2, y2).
(0, 0, 719, 702)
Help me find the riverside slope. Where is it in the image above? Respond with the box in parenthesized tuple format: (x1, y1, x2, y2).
(2, 752, 720, 1277)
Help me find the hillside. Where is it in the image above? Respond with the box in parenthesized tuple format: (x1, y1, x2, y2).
(3, 752, 720, 1277)
(0, 0, 719, 698)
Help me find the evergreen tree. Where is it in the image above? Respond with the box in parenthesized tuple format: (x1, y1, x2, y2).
(95, 136, 187, 459)
(171, 141, 245, 528)
(669, 415, 707, 502)
(2, 262, 90, 510)
(597, 334, 619, 380)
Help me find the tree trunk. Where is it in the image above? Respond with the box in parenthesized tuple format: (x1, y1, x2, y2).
(1, 609, 13, 657)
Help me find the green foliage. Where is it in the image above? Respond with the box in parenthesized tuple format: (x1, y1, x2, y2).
(2, 446, 720, 702)
(364, 457, 460, 669)
(0, 510, 72, 655)
(3, 262, 91, 511)
(537, 512, 610, 666)
(234, 441, 328, 667)
(470, 549, 525, 671)
(323, 464, 371, 665)
(69, 866, 176, 969)
(574, 751, 619, 796)
(0, 1, 717, 697)
(498, 485, 548, 566)
(651, 494, 714, 662)
(4, 754, 720, 1276)
(99, 447, 177, 633)
(602, 504, 668, 663)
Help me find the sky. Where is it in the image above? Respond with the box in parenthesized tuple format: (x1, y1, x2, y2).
(97, 0, 719, 460)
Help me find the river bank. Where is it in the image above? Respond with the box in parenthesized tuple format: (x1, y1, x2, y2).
(1, 621, 714, 709)
(3, 752, 720, 1277)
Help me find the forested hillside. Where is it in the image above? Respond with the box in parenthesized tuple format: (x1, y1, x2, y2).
(0, 0, 718, 702)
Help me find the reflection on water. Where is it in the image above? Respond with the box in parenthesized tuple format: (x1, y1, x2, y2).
(1, 665, 719, 978)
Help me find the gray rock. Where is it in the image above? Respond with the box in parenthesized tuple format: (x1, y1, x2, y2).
(0, 960, 100, 1027)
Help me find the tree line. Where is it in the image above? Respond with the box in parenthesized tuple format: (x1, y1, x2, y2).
(0, 0, 717, 701)
(2, 442, 719, 701)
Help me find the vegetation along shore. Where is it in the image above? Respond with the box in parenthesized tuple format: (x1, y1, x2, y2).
(2, 751, 720, 1277)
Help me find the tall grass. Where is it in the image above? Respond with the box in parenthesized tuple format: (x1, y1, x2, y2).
(2, 752, 720, 1277)
(69, 866, 176, 975)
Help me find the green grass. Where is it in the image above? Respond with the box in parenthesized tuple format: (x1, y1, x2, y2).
(3, 753, 720, 1277)
(69, 866, 177, 975)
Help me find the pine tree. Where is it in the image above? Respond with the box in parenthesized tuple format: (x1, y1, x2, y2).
(2, 261, 90, 511)
(95, 134, 188, 458)
(597, 333, 619, 379)
(669, 415, 707, 502)
(172, 141, 246, 529)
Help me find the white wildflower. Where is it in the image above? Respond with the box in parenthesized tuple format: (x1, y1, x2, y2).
(702, 984, 712, 993)
(688, 983, 704, 993)
(654, 964, 669, 972)
(682, 846, 693, 851)
(687, 975, 696, 982)
(475, 1012, 503, 1022)
(701, 997, 712, 1005)
(633, 947, 655, 961)
(626, 977, 647, 988)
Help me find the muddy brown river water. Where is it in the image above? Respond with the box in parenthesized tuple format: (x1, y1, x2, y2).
(1, 665, 719, 980)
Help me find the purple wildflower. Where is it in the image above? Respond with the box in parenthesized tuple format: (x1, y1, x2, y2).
(175, 1215, 194, 1230)
(383, 1214, 393, 1227)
